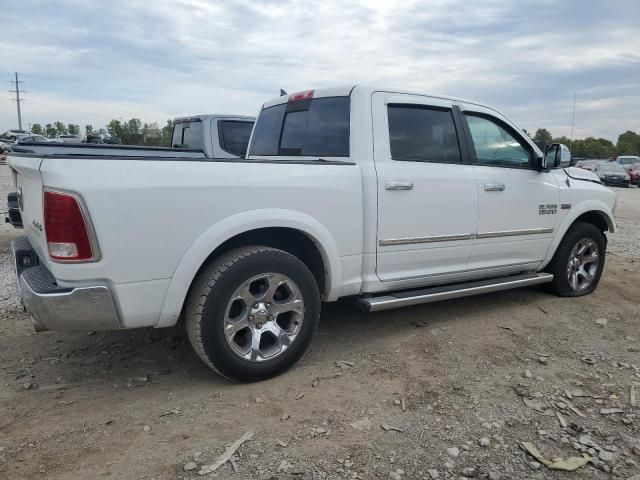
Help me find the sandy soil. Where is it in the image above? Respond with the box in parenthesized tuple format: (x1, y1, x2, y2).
(1, 170, 639, 480)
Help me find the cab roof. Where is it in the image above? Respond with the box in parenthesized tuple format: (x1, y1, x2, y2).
(173, 114, 255, 124)
(261, 84, 490, 111)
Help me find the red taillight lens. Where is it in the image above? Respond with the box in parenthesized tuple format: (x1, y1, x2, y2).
(288, 89, 314, 102)
(44, 190, 94, 261)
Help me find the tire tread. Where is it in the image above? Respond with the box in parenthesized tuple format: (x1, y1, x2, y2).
(185, 246, 318, 381)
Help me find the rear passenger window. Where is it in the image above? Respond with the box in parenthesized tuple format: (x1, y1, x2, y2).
(388, 105, 462, 163)
(218, 121, 253, 157)
(249, 97, 350, 157)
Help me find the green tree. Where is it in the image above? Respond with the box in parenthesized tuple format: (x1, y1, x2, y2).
(45, 124, 56, 138)
(616, 131, 640, 156)
(31, 124, 43, 135)
(67, 124, 80, 135)
(127, 118, 142, 144)
(568, 137, 615, 159)
(53, 121, 67, 136)
(161, 119, 173, 147)
(107, 119, 125, 140)
(533, 128, 553, 151)
(141, 122, 162, 146)
(85, 124, 94, 137)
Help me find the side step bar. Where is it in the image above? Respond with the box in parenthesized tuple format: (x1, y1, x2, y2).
(357, 272, 554, 312)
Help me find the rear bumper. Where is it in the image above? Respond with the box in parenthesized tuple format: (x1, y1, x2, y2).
(11, 236, 120, 332)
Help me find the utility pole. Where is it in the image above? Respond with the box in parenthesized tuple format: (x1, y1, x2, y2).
(569, 92, 577, 148)
(9, 72, 25, 130)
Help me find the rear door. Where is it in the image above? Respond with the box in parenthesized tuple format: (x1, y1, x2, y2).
(459, 106, 561, 271)
(372, 92, 479, 282)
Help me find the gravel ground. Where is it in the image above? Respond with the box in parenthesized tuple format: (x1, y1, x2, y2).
(607, 186, 640, 257)
(0, 166, 639, 480)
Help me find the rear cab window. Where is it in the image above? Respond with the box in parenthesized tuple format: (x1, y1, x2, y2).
(218, 120, 254, 157)
(249, 94, 350, 158)
(172, 120, 204, 150)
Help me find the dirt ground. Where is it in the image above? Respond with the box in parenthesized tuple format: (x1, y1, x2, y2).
(1, 170, 639, 480)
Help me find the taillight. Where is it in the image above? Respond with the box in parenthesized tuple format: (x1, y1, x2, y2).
(289, 89, 314, 102)
(44, 190, 97, 262)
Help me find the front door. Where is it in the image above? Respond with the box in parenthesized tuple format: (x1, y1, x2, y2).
(459, 106, 561, 272)
(373, 92, 479, 282)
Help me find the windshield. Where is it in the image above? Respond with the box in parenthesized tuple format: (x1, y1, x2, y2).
(601, 163, 626, 173)
(618, 156, 640, 165)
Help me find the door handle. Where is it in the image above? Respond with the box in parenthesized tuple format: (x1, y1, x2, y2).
(386, 180, 414, 190)
(484, 183, 505, 191)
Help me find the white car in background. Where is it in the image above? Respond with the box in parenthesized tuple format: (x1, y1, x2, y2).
(16, 134, 54, 144)
(1, 129, 32, 141)
(56, 134, 85, 144)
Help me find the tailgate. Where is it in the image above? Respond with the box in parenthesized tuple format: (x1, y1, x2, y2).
(7, 155, 49, 262)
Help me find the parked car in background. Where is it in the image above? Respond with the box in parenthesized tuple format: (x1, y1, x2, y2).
(627, 163, 640, 186)
(16, 134, 53, 144)
(56, 134, 85, 144)
(612, 155, 640, 167)
(103, 136, 122, 145)
(1, 129, 31, 141)
(593, 162, 630, 187)
(575, 159, 602, 171)
(8, 86, 617, 381)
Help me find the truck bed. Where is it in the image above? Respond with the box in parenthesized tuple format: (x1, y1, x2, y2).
(10, 142, 206, 159)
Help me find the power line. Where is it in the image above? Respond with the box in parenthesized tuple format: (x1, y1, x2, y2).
(9, 72, 27, 130)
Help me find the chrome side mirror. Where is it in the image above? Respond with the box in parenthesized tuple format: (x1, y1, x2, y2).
(543, 143, 571, 169)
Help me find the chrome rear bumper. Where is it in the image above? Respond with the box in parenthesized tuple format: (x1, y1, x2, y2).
(11, 236, 120, 332)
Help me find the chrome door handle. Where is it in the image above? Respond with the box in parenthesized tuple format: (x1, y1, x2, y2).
(386, 180, 414, 190)
(484, 183, 505, 191)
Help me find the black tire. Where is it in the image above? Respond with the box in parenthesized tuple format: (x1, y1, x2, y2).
(185, 246, 320, 381)
(545, 222, 606, 297)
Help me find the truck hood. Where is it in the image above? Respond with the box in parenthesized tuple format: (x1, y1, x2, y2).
(564, 167, 601, 183)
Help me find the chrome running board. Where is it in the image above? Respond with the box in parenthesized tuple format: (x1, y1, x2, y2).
(357, 272, 554, 312)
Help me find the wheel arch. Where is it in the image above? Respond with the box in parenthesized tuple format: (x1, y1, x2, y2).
(540, 203, 615, 270)
(155, 209, 342, 328)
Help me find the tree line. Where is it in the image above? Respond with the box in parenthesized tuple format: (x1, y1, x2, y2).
(30, 119, 173, 146)
(525, 128, 640, 159)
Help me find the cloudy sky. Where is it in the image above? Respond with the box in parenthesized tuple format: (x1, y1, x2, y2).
(1, 0, 638, 141)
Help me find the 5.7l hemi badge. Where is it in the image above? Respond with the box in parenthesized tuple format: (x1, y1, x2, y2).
(539, 204, 557, 215)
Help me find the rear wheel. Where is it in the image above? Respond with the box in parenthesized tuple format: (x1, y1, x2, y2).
(545, 222, 606, 297)
(185, 246, 320, 381)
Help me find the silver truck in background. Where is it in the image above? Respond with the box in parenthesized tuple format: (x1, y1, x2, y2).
(5, 114, 255, 228)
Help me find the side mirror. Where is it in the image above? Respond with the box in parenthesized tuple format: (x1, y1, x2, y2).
(542, 143, 571, 169)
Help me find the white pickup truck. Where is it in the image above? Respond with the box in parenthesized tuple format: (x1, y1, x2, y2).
(9, 86, 616, 381)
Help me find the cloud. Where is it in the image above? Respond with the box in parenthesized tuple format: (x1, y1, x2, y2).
(0, 0, 638, 141)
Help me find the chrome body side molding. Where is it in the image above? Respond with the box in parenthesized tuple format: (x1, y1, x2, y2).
(379, 228, 554, 246)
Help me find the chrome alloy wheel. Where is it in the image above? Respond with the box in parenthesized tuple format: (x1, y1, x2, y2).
(566, 238, 600, 292)
(223, 273, 305, 362)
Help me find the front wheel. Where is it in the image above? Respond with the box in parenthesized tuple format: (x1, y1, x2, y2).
(185, 246, 320, 381)
(545, 222, 606, 297)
